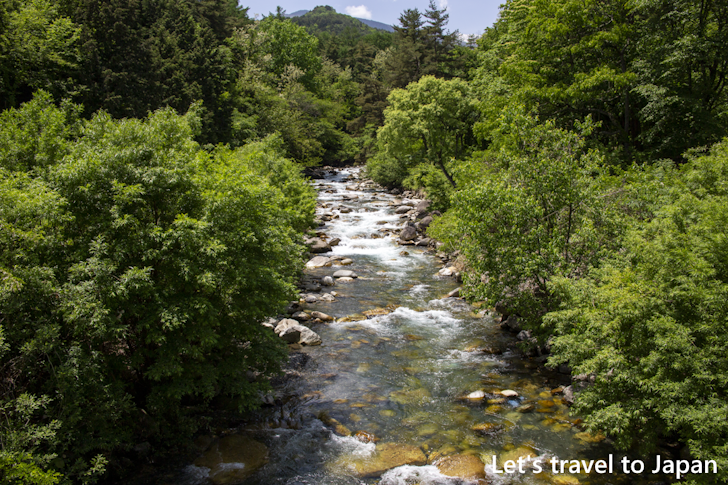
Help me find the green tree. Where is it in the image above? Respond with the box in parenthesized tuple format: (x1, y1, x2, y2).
(0, 0, 81, 109)
(633, 0, 728, 159)
(372, 75, 478, 188)
(258, 16, 322, 90)
(545, 140, 728, 482)
(430, 109, 622, 324)
(474, 0, 638, 162)
(0, 98, 315, 480)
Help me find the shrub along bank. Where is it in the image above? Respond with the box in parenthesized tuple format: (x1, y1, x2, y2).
(0, 93, 316, 483)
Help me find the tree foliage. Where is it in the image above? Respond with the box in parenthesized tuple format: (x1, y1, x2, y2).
(430, 109, 623, 323)
(545, 141, 728, 482)
(373, 76, 478, 191)
(0, 96, 315, 482)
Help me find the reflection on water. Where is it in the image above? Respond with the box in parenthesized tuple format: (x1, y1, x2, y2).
(181, 168, 653, 485)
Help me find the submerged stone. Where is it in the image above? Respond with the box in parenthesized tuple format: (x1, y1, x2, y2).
(472, 422, 502, 435)
(500, 446, 537, 463)
(194, 435, 268, 484)
(463, 390, 486, 400)
(306, 256, 331, 268)
(574, 431, 606, 443)
(389, 387, 431, 404)
(434, 454, 487, 482)
(336, 442, 426, 478)
(363, 307, 391, 317)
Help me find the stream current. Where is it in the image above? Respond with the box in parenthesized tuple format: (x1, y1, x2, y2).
(182, 168, 649, 485)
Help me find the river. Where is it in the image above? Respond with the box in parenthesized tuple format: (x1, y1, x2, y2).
(180, 168, 656, 485)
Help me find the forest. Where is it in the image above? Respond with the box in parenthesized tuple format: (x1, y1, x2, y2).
(1, 0, 727, 483)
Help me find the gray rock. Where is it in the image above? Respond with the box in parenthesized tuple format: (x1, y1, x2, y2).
(306, 256, 331, 268)
(296, 324, 322, 345)
(562, 385, 575, 405)
(292, 311, 310, 321)
(310, 311, 334, 321)
(279, 327, 302, 343)
(400, 226, 417, 241)
(333, 270, 357, 278)
(415, 200, 430, 214)
(319, 293, 336, 302)
(329, 237, 341, 246)
(517, 329, 532, 341)
(339, 258, 353, 265)
(304, 294, 318, 303)
(337, 276, 355, 283)
(438, 266, 455, 276)
(395, 205, 411, 214)
(447, 287, 461, 298)
(261, 318, 277, 329)
(274, 318, 298, 334)
(502, 315, 521, 332)
(417, 215, 433, 231)
(309, 238, 331, 253)
(322, 276, 335, 286)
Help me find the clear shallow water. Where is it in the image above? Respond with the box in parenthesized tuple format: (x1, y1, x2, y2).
(181, 168, 658, 485)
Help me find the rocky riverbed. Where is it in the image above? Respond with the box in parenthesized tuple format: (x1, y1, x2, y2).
(180, 168, 665, 485)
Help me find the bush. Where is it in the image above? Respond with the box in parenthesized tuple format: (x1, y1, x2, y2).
(0, 98, 315, 480)
(545, 139, 728, 482)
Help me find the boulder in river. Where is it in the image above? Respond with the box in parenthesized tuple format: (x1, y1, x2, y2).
(400, 226, 417, 241)
(472, 422, 502, 435)
(394, 205, 411, 214)
(194, 435, 268, 484)
(306, 256, 331, 268)
(322, 276, 335, 286)
(463, 390, 485, 400)
(336, 442, 426, 478)
(433, 454, 487, 483)
(279, 326, 301, 343)
(308, 238, 331, 253)
(278, 322, 321, 346)
(274, 319, 298, 334)
(310, 311, 334, 321)
(416, 215, 433, 231)
(298, 325, 322, 345)
(333, 270, 357, 278)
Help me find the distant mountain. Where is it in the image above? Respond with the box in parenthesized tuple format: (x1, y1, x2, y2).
(357, 19, 394, 33)
(285, 10, 310, 17)
(285, 6, 394, 33)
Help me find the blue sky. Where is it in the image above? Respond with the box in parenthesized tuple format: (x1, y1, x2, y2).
(241, 0, 504, 38)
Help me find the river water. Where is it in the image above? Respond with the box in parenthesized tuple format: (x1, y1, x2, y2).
(181, 168, 654, 485)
